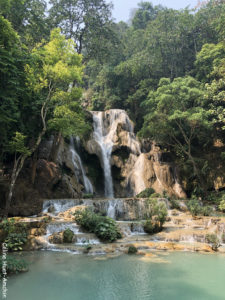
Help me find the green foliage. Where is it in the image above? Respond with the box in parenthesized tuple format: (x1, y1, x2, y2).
(82, 193, 94, 199)
(74, 209, 122, 242)
(201, 206, 213, 216)
(170, 199, 180, 210)
(0, 0, 49, 46)
(187, 200, 213, 216)
(49, 0, 115, 60)
(144, 220, 160, 234)
(25, 28, 90, 139)
(9, 132, 31, 156)
(187, 199, 203, 216)
(136, 188, 155, 198)
(144, 199, 168, 234)
(205, 233, 221, 251)
(219, 200, 225, 212)
(0, 219, 28, 251)
(0, 255, 28, 276)
(5, 232, 27, 251)
(63, 229, 74, 243)
(128, 245, 138, 254)
(150, 193, 161, 198)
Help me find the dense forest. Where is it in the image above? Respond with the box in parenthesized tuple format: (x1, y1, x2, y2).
(0, 0, 225, 215)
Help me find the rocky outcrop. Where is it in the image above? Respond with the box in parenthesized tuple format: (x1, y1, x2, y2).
(1, 138, 84, 217)
(85, 109, 186, 198)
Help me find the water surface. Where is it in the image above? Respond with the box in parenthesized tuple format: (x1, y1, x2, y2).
(5, 251, 225, 300)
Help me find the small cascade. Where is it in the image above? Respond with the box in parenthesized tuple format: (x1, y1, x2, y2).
(46, 222, 81, 236)
(70, 137, 93, 194)
(107, 200, 117, 219)
(43, 199, 82, 215)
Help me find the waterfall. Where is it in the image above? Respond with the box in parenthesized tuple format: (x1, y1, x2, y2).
(91, 109, 141, 198)
(92, 112, 114, 198)
(70, 137, 93, 194)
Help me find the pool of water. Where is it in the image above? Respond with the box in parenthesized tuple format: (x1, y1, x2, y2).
(5, 251, 225, 300)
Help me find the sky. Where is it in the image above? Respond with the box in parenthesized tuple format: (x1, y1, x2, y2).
(108, 0, 199, 22)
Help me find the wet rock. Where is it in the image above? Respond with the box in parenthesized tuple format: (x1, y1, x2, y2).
(49, 232, 64, 244)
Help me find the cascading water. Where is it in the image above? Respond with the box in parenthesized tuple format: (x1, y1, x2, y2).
(92, 112, 114, 198)
(70, 137, 93, 194)
(91, 109, 141, 198)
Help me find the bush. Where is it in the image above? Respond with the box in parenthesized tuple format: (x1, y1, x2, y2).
(205, 234, 221, 251)
(82, 193, 94, 199)
(5, 233, 27, 251)
(170, 199, 180, 210)
(187, 199, 202, 216)
(74, 209, 122, 242)
(150, 193, 161, 198)
(0, 219, 28, 252)
(144, 199, 168, 234)
(201, 206, 213, 216)
(144, 220, 160, 234)
(147, 199, 168, 227)
(136, 188, 155, 198)
(187, 200, 213, 217)
(95, 218, 122, 242)
(0, 255, 28, 276)
(128, 246, 138, 254)
(219, 200, 225, 212)
(63, 229, 74, 243)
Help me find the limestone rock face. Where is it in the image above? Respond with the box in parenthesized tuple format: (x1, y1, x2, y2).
(85, 109, 186, 198)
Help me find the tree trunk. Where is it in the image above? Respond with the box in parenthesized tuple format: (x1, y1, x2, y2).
(4, 155, 27, 217)
(31, 150, 38, 185)
(188, 153, 207, 197)
(49, 132, 62, 163)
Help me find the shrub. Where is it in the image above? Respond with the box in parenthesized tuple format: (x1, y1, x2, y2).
(150, 193, 161, 198)
(0, 219, 28, 252)
(206, 234, 221, 251)
(0, 255, 28, 276)
(136, 188, 155, 198)
(128, 246, 138, 254)
(74, 209, 122, 242)
(63, 229, 74, 243)
(187, 200, 213, 217)
(74, 209, 99, 232)
(187, 199, 202, 216)
(95, 218, 122, 242)
(219, 200, 225, 212)
(144, 220, 159, 234)
(5, 233, 27, 251)
(170, 199, 180, 210)
(144, 199, 168, 234)
(82, 193, 94, 199)
(147, 199, 168, 227)
(201, 206, 213, 216)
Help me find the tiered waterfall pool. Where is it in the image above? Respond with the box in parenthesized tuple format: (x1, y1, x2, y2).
(6, 251, 225, 300)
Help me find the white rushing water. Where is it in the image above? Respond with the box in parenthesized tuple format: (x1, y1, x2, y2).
(92, 111, 114, 198)
(70, 137, 93, 194)
(91, 109, 141, 198)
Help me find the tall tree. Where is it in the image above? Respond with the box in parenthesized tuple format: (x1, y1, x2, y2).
(4, 28, 89, 216)
(139, 76, 211, 192)
(0, 0, 49, 46)
(49, 0, 114, 59)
